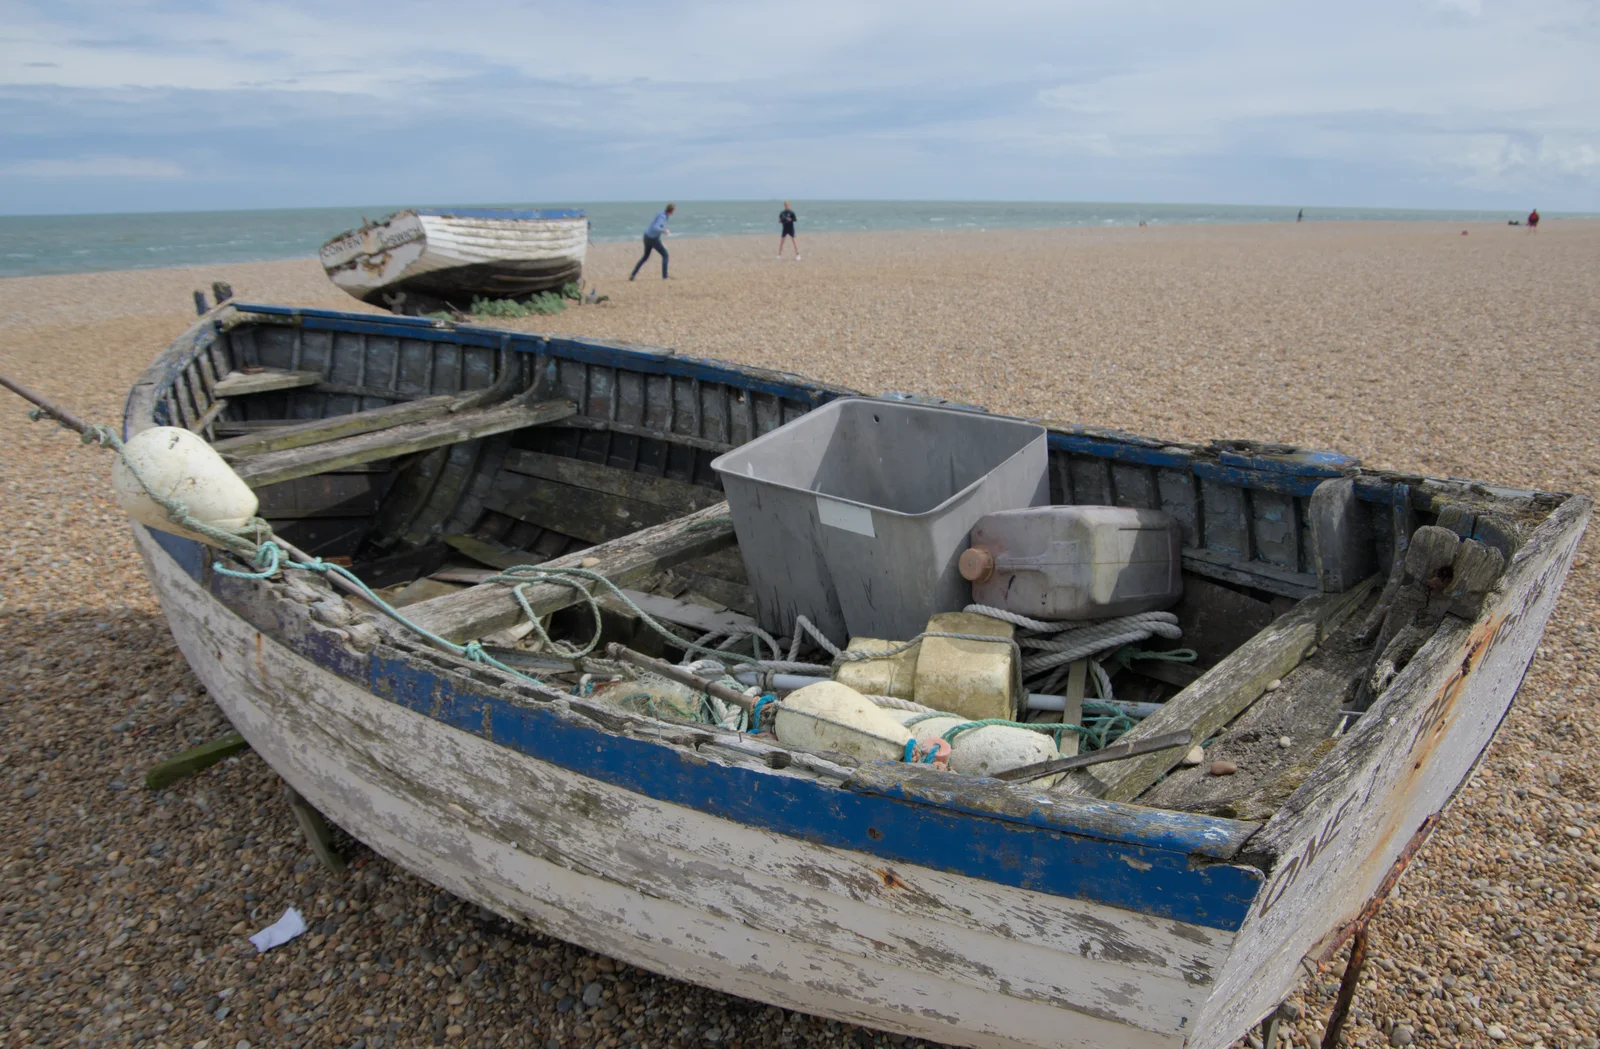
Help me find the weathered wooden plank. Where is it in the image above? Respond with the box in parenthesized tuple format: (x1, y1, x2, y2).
(1059, 659, 1086, 758)
(229, 398, 576, 488)
(501, 448, 723, 516)
(211, 392, 467, 457)
(492, 474, 680, 545)
(441, 533, 544, 571)
(1310, 477, 1377, 593)
(284, 783, 346, 873)
(602, 588, 756, 637)
(405, 502, 737, 643)
(556, 416, 734, 455)
(1059, 576, 1379, 802)
(213, 368, 324, 396)
(1181, 547, 1318, 600)
(143, 732, 249, 789)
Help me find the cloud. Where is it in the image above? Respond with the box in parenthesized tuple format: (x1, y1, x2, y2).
(0, 0, 1595, 212)
(1, 154, 186, 178)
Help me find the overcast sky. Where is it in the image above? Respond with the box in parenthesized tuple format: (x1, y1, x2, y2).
(2, 0, 1596, 215)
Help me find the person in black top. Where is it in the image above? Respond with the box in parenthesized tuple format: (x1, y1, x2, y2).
(777, 201, 799, 259)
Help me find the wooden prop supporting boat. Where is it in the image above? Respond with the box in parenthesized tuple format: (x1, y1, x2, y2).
(319, 208, 588, 314)
(114, 302, 1588, 1049)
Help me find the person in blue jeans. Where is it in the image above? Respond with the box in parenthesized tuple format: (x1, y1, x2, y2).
(630, 204, 675, 280)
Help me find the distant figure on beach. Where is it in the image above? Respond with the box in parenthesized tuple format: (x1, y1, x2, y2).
(778, 202, 800, 259)
(630, 204, 675, 281)
(1527, 208, 1540, 231)
(1297, 209, 1303, 222)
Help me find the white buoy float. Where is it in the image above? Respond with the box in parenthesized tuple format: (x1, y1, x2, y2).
(894, 710, 1062, 783)
(773, 681, 913, 762)
(112, 426, 258, 543)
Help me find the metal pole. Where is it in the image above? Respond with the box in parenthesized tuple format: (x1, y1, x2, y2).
(0, 372, 91, 435)
(605, 643, 758, 711)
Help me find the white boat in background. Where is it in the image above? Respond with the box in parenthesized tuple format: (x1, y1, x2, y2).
(319, 207, 587, 313)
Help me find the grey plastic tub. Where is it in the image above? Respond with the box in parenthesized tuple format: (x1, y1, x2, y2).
(711, 398, 1048, 643)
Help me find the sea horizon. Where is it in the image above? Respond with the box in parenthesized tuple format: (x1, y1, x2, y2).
(2, 199, 1589, 280)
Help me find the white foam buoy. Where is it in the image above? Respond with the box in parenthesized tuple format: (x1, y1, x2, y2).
(894, 710, 1062, 782)
(774, 681, 913, 762)
(112, 426, 258, 543)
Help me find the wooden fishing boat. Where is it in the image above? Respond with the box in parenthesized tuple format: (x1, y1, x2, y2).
(318, 207, 587, 313)
(123, 301, 1588, 1049)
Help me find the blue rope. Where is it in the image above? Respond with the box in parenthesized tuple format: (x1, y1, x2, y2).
(902, 738, 917, 763)
(749, 694, 777, 734)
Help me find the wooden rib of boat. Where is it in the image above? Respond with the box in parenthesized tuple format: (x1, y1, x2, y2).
(127, 301, 1590, 1049)
(318, 207, 587, 313)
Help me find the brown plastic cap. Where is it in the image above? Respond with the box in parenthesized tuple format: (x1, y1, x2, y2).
(959, 547, 995, 583)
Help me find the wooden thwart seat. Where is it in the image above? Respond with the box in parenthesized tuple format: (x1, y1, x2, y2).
(213, 369, 324, 396)
(406, 502, 737, 644)
(227, 398, 576, 488)
(213, 392, 483, 458)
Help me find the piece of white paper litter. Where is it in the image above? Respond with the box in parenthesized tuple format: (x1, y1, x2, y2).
(248, 907, 307, 953)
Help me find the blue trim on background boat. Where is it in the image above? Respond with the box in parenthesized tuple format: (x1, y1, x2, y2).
(361, 645, 1260, 929)
(1048, 431, 1193, 469)
(414, 207, 586, 221)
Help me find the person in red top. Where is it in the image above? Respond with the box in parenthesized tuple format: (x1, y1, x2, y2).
(1528, 208, 1540, 230)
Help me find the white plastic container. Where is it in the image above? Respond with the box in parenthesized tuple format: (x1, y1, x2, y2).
(959, 506, 1183, 621)
(112, 426, 259, 543)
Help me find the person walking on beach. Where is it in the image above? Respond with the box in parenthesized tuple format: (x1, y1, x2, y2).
(777, 201, 800, 260)
(630, 204, 675, 280)
(1297, 209, 1303, 222)
(1527, 208, 1540, 231)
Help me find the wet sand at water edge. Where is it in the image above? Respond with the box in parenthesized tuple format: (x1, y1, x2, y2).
(2, 220, 1597, 1048)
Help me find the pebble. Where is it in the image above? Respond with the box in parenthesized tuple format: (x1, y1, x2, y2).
(1277, 736, 1293, 749)
(1265, 679, 1282, 692)
(4, 231, 1600, 1049)
(582, 980, 604, 1007)
(1210, 760, 1238, 776)
(1182, 745, 1205, 766)
(1389, 1024, 1414, 1046)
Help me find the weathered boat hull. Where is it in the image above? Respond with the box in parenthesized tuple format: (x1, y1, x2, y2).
(125, 303, 1590, 1049)
(319, 208, 587, 310)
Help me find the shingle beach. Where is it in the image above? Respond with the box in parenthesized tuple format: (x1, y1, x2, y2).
(2, 220, 1597, 1049)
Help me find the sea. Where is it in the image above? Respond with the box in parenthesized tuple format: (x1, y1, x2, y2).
(0, 200, 1574, 279)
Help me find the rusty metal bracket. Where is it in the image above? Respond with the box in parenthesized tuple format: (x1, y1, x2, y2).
(1316, 814, 1438, 1048)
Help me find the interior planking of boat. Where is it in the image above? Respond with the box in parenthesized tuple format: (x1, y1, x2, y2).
(123, 301, 1590, 1049)
(318, 207, 588, 314)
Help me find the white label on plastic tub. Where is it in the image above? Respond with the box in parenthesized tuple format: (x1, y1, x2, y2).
(816, 496, 875, 538)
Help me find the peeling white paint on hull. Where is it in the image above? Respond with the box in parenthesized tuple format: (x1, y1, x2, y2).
(137, 525, 1227, 1049)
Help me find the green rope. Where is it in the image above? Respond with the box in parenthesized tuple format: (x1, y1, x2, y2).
(940, 718, 1092, 744)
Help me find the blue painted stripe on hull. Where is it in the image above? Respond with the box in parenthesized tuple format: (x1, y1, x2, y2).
(363, 645, 1260, 929)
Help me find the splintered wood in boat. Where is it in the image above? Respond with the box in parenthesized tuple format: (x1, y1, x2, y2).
(405, 502, 737, 643)
(228, 398, 576, 487)
(1057, 576, 1379, 802)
